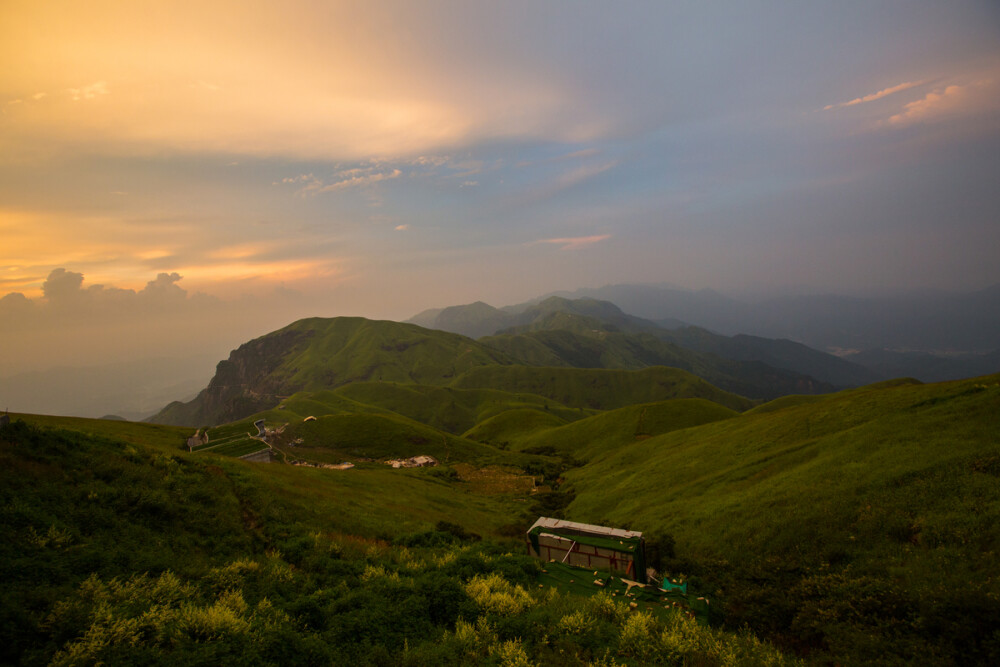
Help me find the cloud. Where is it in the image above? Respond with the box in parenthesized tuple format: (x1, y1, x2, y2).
(529, 234, 612, 250)
(885, 79, 999, 126)
(42, 268, 85, 301)
(290, 168, 403, 195)
(0, 207, 345, 301)
(823, 81, 924, 110)
(322, 169, 402, 191)
(280, 173, 314, 184)
(395, 224, 410, 231)
(0, 268, 316, 374)
(0, 3, 617, 161)
(67, 81, 109, 102)
(553, 161, 618, 190)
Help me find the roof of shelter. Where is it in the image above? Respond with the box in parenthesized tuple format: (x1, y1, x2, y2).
(527, 516, 643, 540)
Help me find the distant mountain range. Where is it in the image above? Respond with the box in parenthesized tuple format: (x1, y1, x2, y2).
(150, 285, 999, 427)
(410, 286, 1000, 383)
(409, 296, 877, 388)
(544, 283, 1000, 353)
(150, 310, 823, 427)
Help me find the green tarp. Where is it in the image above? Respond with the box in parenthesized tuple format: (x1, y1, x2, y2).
(527, 524, 647, 583)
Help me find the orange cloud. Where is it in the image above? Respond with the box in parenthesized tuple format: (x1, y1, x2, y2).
(885, 78, 999, 126)
(529, 234, 612, 250)
(0, 2, 589, 162)
(0, 207, 341, 298)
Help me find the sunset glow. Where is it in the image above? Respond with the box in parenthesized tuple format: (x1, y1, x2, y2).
(2, 0, 999, 373)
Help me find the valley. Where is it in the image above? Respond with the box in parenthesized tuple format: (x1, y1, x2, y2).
(3, 306, 998, 664)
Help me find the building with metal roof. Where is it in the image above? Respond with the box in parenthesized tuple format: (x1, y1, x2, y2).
(526, 516, 647, 583)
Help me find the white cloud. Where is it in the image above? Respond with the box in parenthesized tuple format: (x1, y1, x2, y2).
(824, 81, 923, 110)
(317, 169, 402, 193)
(281, 173, 315, 184)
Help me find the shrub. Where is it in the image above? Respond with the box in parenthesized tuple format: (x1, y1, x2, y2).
(464, 573, 534, 616)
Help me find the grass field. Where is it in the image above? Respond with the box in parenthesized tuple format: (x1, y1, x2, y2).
(5, 370, 1000, 665)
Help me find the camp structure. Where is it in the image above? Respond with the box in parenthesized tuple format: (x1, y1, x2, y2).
(526, 517, 647, 584)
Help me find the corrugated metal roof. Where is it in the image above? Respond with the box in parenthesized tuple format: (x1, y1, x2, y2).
(528, 516, 642, 539)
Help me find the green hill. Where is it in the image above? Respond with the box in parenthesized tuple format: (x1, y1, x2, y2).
(5, 370, 1000, 664)
(659, 325, 880, 388)
(563, 374, 1000, 663)
(281, 412, 501, 464)
(482, 326, 835, 399)
(412, 295, 877, 389)
(150, 317, 514, 427)
(461, 408, 569, 446)
(407, 295, 660, 339)
(450, 364, 754, 412)
(0, 413, 797, 666)
(510, 398, 741, 462)
(329, 382, 584, 435)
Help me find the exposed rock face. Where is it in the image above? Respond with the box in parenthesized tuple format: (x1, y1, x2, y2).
(147, 317, 512, 427)
(151, 327, 313, 427)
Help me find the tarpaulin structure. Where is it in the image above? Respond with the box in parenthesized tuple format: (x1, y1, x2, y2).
(526, 516, 647, 584)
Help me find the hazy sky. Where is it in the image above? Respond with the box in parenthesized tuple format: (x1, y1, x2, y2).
(2, 1, 1000, 373)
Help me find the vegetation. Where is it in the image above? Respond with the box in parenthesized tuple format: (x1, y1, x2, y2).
(150, 311, 837, 428)
(6, 310, 1000, 664)
(559, 375, 1000, 664)
(1, 415, 796, 666)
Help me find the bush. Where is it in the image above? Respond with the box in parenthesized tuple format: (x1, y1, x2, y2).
(464, 573, 534, 616)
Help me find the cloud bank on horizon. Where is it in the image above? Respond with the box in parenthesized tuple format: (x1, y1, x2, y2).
(2, 0, 999, 369)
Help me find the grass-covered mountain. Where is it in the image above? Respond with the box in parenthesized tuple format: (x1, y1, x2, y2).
(415, 290, 1000, 385)
(7, 367, 1000, 664)
(549, 282, 1000, 354)
(658, 326, 880, 388)
(151, 317, 516, 427)
(411, 295, 880, 390)
(149, 314, 788, 427)
(3, 408, 806, 666)
(408, 296, 662, 339)
(480, 324, 836, 400)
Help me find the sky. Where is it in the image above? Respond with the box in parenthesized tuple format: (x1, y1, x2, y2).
(2, 0, 1000, 376)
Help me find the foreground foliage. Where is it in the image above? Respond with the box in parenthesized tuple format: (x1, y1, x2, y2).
(0, 418, 794, 665)
(5, 372, 999, 664)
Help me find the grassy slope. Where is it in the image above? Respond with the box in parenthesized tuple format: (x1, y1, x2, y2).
(281, 412, 499, 464)
(329, 381, 583, 434)
(482, 319, 838, 400)
(7, 371, 1000, 664)
(566, 376, 1000, 558)
(563, 374, 1000, 662)
(2, 414, 801, 667)
(6, 413, 524, 539)
(509, 398, 740, 462)
(451, 364, 754, 412)
(461, 408, 569, 446)
(149, 317, 516, 427)
(273, 317, 512, 389)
